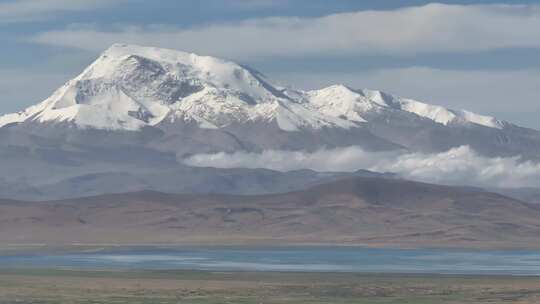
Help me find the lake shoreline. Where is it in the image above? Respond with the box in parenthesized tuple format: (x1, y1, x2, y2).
(2, 245, 540, 276)
(3, 241, 540, 255)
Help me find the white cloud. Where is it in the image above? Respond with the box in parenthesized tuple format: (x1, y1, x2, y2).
(29, 4, 540, 58)
(0, 0, 122, 23)
(183, 146, 540, 188)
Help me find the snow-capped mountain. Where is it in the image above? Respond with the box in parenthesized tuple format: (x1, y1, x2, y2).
(1, 44, 539, 159)
(308, 85, 504, 129)
(0, 44, 354, 132)
(0, 43, 503, 132)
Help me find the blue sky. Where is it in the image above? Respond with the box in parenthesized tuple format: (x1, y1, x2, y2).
(1, 0, 540, 128)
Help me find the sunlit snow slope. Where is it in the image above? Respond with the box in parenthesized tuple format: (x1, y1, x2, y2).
(1, 44, 505, 132)
(1, 43, 538, 160)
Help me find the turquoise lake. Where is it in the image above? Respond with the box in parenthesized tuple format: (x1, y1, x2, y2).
(2, 247, 540, 275)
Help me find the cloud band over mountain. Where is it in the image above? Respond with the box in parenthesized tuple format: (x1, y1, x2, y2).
(183, 146, 540, 188)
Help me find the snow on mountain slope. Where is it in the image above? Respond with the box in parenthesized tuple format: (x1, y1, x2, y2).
(306, 85, 504, 129)
(306, 85, 370, 123)
(0, 44, 507, 133)
(361, 88, 504, 129)
(0, 112, 26, 128)
(0, 44, 357, 131)
(0, 100, 52, 128)
(164, 85, 358, 131)
(458, 110, 505, 129)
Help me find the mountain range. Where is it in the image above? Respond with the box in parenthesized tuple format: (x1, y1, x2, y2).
(2, 43, 540, 161)
(0, 44, 538, 201)
(1, 44, 539, 248)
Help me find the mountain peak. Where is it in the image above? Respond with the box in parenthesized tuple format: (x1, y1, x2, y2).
(0, 44, 298, 130)
(99, 43, 208, 69)
(0, 44, 508, 133)
(105, 43, 192, 56)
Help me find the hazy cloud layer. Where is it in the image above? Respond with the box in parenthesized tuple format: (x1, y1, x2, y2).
(30, 4, 540, 58)
(0, 0, 122, 23)
(183, 146, 540, 188)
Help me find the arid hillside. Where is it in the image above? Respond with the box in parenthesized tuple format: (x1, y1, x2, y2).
(1, 177, 539, 249)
